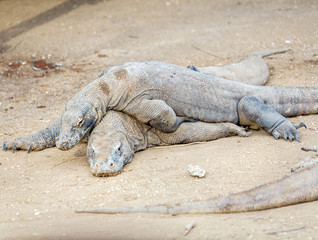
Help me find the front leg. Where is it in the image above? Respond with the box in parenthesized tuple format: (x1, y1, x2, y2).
(124, 98, 194, 133)
(2, 118, 61, 152)
(238, 96, 306, 142)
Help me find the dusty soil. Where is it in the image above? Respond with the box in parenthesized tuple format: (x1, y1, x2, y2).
(1, 0, 318, 239)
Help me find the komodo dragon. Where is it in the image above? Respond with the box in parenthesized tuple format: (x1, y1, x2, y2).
(2, 49, 287, 152)
(87, 111, 250, 176)
(76, 161, 318, 214)
(53, 59, 313, 150)
(3, 52, 314, 152)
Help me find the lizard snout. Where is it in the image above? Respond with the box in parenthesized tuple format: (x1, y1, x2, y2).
(56, 134, 80, 150)
(56, 140, 69, 150)
(90, 156, 123, 177)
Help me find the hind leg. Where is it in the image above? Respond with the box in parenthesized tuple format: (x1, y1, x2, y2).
(238, 96, 306, 142)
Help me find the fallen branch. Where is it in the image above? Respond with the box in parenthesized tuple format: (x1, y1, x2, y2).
(191, 44, 223, 59)
(266, 225, 306, 235)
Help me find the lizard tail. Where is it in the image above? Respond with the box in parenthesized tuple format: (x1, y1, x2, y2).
(76, 163, 318, 214)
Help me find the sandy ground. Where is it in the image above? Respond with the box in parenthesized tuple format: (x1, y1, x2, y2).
(1, 0, 318, 239)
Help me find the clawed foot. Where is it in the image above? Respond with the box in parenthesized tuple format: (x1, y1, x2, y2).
(237, 127, 252, 137)
(271, 121, 306, 142)
(2, 138, 35, 153)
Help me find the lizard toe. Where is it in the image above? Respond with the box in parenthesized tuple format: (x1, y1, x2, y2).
(272, 130, 280, 140)
(295, 133, 301, 143)
(12, 144, 17, 153)
(27, 143, 33, 153)
(282, 132, 288, 141)
(288, 132, 294, 142)
(238, 130, 252, 137)
(2, 141, 8, 151)
(294, 122, 307, 129)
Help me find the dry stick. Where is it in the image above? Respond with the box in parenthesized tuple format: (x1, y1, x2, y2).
(191, 44, 224, 59)
(8, 39, 24, 53)
(50, 157, 78, 169)
(301, 146, 318, 152)
(152, 141, 205, 149)
(265, 225, 306, 235)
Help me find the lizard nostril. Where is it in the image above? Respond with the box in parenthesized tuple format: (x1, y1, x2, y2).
(110, 162, 114, 167)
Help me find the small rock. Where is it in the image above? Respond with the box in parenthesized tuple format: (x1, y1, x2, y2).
(185, 221, 196, 236)
(187, 165, 206, 178)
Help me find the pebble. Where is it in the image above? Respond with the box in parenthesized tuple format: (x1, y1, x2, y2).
(187, 165, 206, 178)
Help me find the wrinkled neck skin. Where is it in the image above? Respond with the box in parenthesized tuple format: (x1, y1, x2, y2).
(56, 77, 112, 150)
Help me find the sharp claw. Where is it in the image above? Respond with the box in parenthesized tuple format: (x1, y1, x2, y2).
(295, 135, 301, 143)
(282, 133, 288, 141)
(273, 131, 279, 140)
(12, 144, 17, 153)
(27, 143, 33, 153)
(2, 142, 8, 151)
(288, 132, 293, 142)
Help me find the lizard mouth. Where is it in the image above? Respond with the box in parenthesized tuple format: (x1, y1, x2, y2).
(57, 127, 91, 150)
(93, 170, 123, 177)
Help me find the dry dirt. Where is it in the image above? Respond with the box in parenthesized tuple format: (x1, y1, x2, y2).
(1, 0, 318, 239)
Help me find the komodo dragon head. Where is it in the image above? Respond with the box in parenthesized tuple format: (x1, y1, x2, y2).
(56, 102, 100, 150)
(87, 133, 133, 177)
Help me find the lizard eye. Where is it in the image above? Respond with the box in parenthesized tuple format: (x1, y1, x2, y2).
(111, 142, 122, 158)
(115, 143, 122, 153)
(88, 149, 95, 159)
(74, 118, 85, 127)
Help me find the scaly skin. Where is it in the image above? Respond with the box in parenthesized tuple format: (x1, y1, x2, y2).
(76, 162, 318, 214)
(2, 52, 275, 153)
(88, 111, 250, 176)
(2, 119, 61, 152)
(54, 60, 315, 150)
